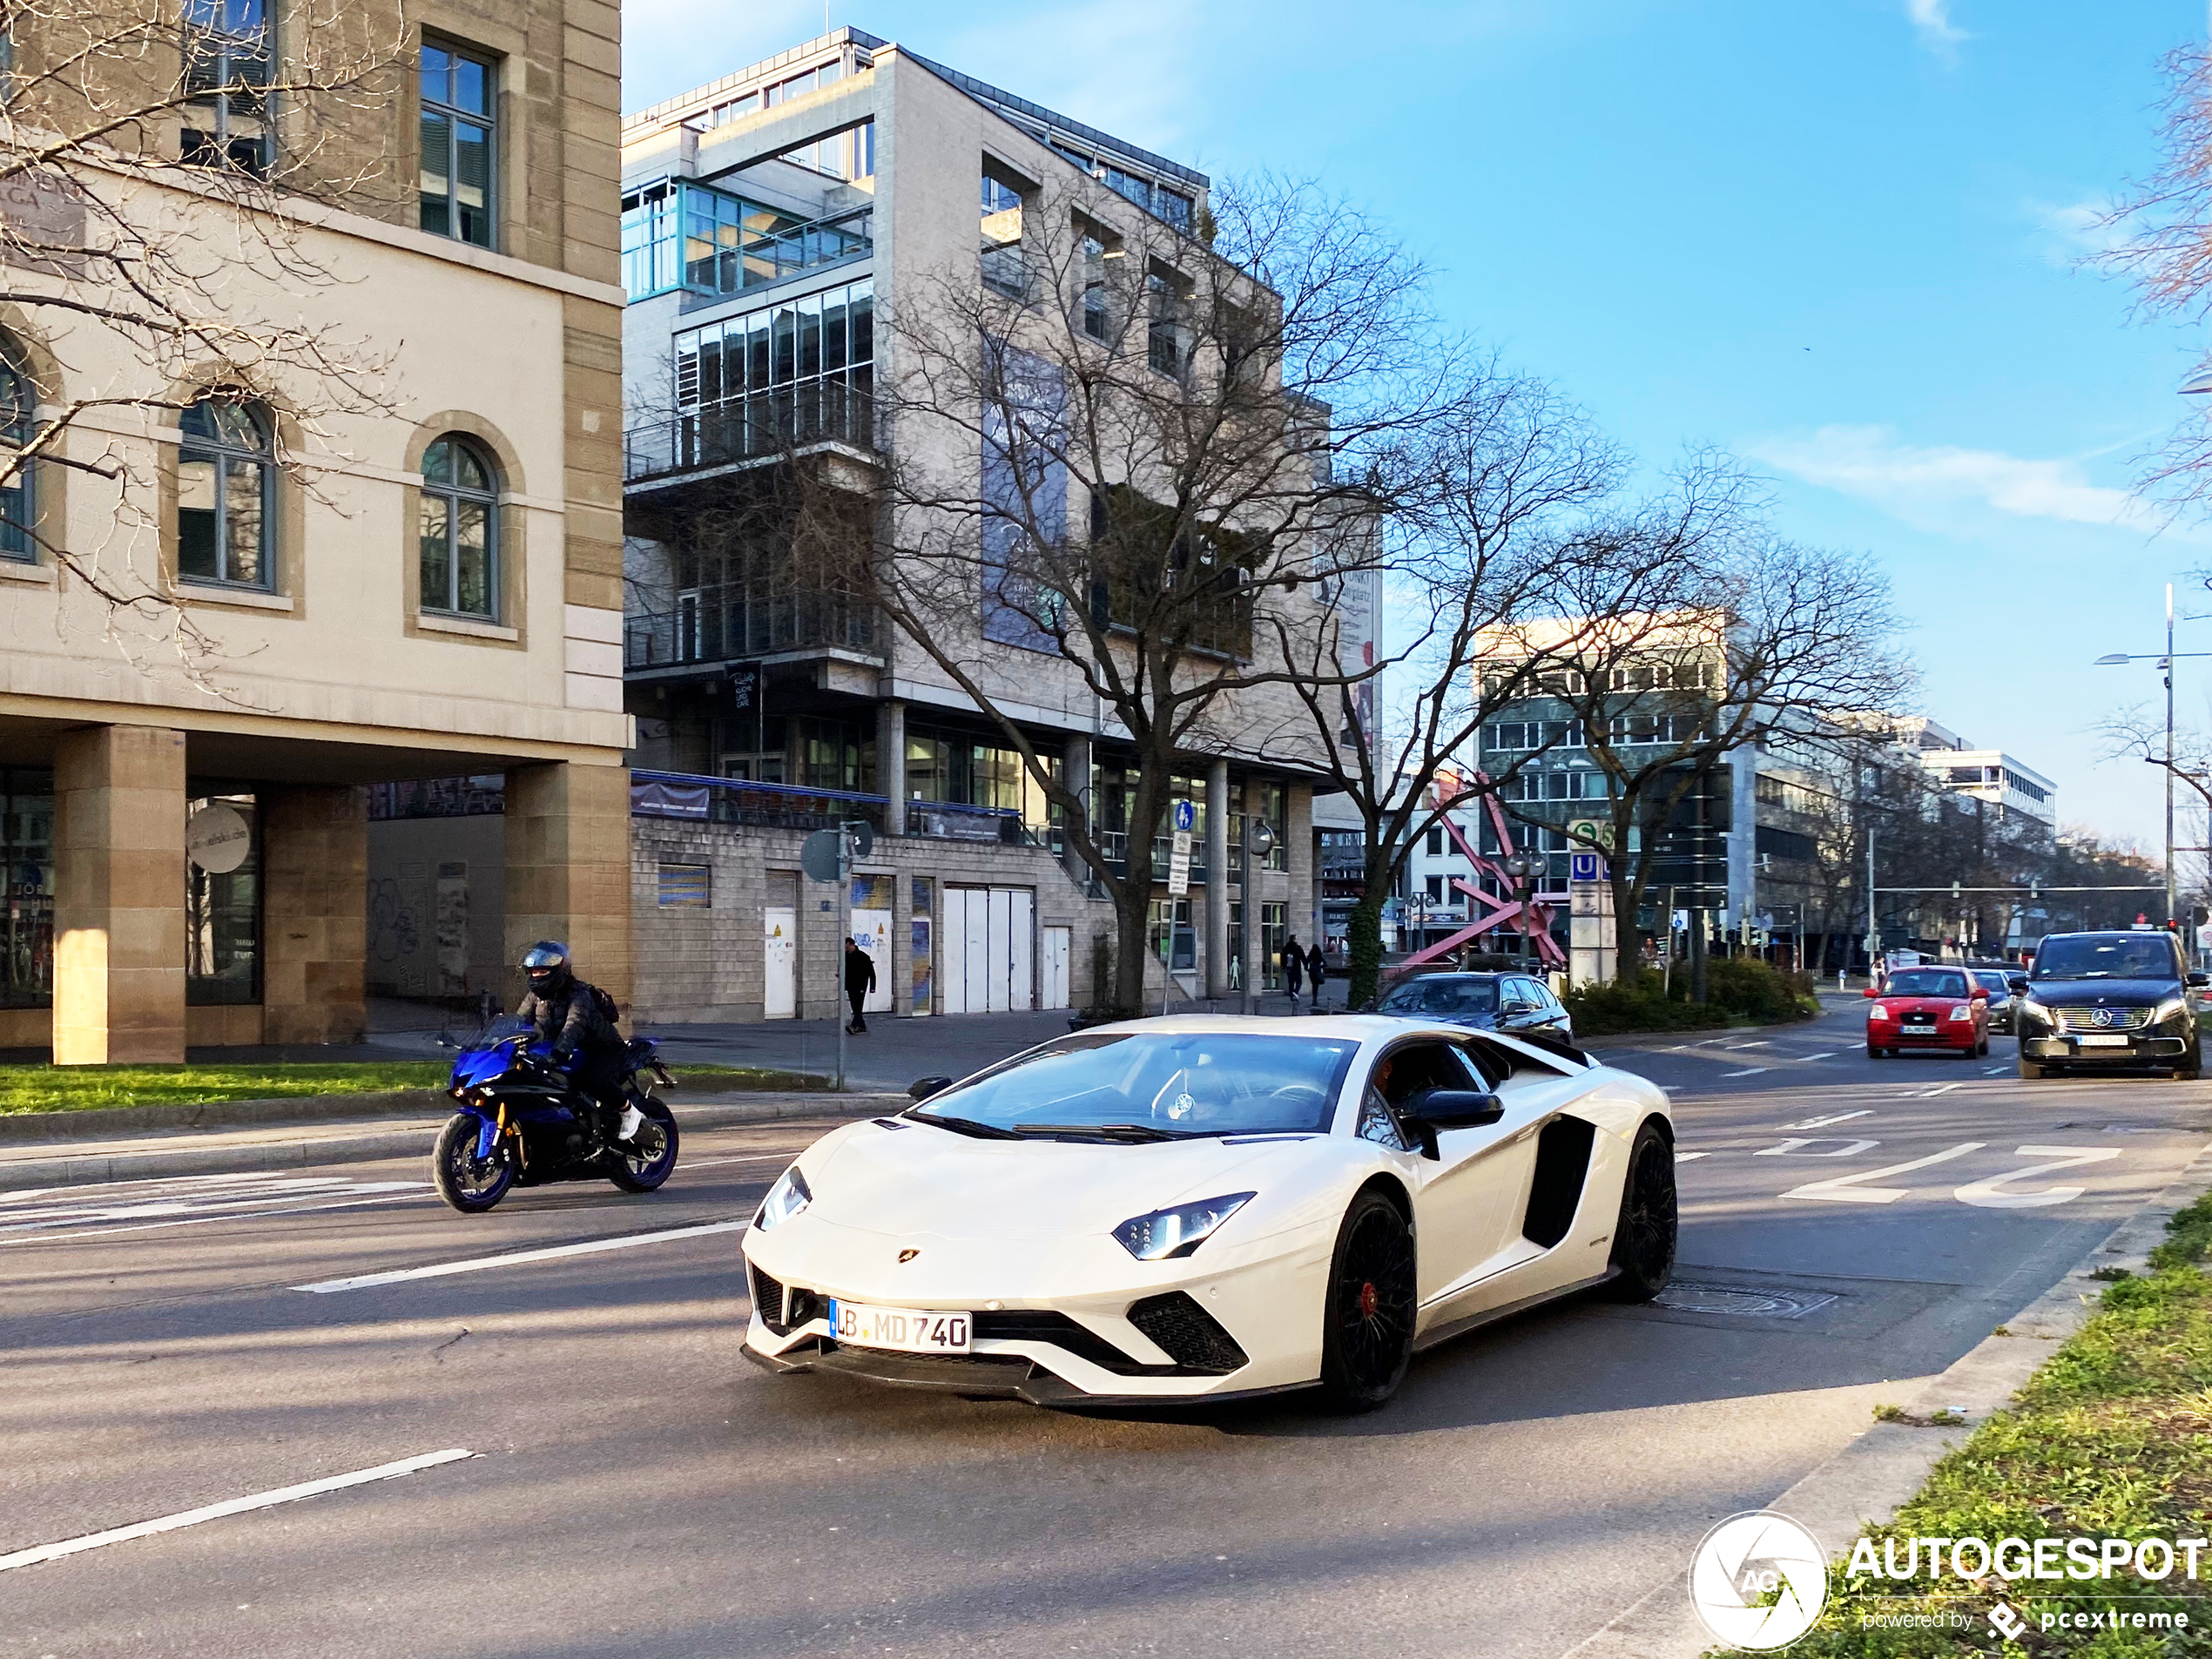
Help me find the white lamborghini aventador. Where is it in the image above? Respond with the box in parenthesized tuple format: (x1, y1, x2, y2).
(740, 1014, 1676, 1412)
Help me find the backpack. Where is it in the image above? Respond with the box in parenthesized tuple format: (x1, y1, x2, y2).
(588, 982, 622, 1032)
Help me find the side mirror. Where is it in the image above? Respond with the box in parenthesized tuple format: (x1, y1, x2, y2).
(907, 1076, 954, 1101)
(1861, 987, 1880, 999)
(1970, 988, 1990, 1001)
(2007, 976, 2030, 995)
(2189, 972, 2209, 989)
(1400, 1088, 1506, 1158)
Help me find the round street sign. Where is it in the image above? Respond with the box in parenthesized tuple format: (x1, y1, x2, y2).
(800, 828, 842, 884)
(185, 803, 251, 874)
(847, 819, 875, 861)
(1173, 799, 1197, 833)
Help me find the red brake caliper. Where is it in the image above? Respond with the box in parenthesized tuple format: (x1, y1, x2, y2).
(1358, 1281, 1378, 1319)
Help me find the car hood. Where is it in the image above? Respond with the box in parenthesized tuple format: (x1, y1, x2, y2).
(806, 1122, 1315, 1242)
(2020, 978, 2178, 1006)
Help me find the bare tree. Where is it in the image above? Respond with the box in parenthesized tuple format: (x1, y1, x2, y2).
(1503, 524, 1910, 986)
(1247, 367, 1633, 1008)
(3, 0, 407, 683)
(860, 173, 1454, 1016)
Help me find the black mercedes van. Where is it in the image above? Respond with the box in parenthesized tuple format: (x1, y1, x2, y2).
(2010, 930, 2208, 1081)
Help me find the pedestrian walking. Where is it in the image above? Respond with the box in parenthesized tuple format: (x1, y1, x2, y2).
(843, 936, 876, 1034)
(1306, 941, 1327, 1010)
(1282, 932, 1304, 1009)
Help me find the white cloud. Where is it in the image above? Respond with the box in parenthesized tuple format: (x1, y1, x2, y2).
(2028, 197, 2125, 266)
(1905, 0, 1968, 51)
(1750, 425, 2161, 532)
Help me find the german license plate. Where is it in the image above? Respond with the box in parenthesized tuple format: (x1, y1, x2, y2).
(2077, 1034, 2130, 1048)
(826, 1298, 971, 1353)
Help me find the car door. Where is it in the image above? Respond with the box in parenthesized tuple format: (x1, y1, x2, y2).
(1496, 980, 1539, 1034)
(1357, 1039, 1507, 1308)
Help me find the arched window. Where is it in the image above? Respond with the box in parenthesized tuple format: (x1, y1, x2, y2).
(420, 435, 498, 618)
(0, 347, 32, 561)
(179, 397, 273, 588)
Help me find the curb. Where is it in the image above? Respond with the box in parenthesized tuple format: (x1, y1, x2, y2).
(1560, 1137, 2212, 1659)
(0, 1090, 447, 1143)
(0, 1094, 905, 1194)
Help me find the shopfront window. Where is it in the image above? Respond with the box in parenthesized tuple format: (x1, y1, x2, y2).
(0, 767, 53, 1008)
(186, 793, 260, 1005)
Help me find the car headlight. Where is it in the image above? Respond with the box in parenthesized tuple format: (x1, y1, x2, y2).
(1948, 1004, 1973, 1022)
(2155, 996, 2191, 1028)
(1112, 1191, 1257, 1261)
(1868, 1003, 1891, 1020)
(2018, 995, 2051, 1024)
(754, 1165, 812, 1231)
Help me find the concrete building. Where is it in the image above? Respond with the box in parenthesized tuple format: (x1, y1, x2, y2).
(1892, 718, 2058, 827)
(590, 29, 1347, 1022)
(0, 1, 629, 1059)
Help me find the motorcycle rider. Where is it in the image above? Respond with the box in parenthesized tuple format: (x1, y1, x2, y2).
(516, 941, 641, 1145)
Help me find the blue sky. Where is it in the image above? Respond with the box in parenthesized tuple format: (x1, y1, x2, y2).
(626, 0, 2212, 853)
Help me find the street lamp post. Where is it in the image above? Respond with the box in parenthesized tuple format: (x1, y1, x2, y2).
(2093, 588, 2212, 936)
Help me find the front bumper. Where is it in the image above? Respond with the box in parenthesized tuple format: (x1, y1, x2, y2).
(2020, 1034, 2189, 1066)
(740, 1221, 1334, 1405)
(1871, 1022, 1976, 1049)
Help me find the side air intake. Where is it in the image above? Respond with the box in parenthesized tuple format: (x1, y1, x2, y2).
(1522, 1116, 1597, 1250)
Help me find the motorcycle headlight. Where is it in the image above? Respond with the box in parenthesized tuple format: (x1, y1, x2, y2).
(754, 1165, 812, 1231)
(2155, 996, 2190, 1028)
(1112, 1192, 1257, 1261)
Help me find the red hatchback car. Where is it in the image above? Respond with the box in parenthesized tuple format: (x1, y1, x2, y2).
(1865, 966, 1991, 1059)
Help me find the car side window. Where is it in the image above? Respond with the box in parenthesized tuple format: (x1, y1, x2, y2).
(1356, 1042, 1474, 1150)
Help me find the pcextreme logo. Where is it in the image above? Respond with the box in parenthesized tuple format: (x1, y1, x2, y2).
(1688, 1511, 1829, 1651)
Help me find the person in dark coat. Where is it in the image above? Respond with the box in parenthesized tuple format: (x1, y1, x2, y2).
(1305, 941, 1328, 1009)
(516, 940, 634, 1142)
(1282, 932, 1305, 1007)
(844, 937, 877, 1034)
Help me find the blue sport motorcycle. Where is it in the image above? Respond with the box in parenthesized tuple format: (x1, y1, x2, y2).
(433, 1016, 679, 1214)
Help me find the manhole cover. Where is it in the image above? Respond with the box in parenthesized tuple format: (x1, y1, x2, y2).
(1651, 1282, 1838, 1318)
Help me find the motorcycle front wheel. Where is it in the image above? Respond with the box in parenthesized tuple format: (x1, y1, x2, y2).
(432, 1115, 516, 1214)
(607, 1099, 678, 1193)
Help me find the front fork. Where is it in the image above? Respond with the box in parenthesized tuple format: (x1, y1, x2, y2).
(471, 1102, 522, 1170)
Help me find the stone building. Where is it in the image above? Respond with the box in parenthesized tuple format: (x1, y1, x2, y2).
(0, 0, 628, 1059)
(584, 28, 1351, 1023)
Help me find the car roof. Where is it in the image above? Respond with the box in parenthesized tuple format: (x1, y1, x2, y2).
(1386, 971, 1507, 984)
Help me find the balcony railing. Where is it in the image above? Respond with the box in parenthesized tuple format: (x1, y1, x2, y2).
(625, 383, 875, 485)
(624, 590, 876, 671)
(906, 799, 1027, 844)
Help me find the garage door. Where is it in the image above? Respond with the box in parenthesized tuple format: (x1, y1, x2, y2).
(940, 887, 1033, 1014)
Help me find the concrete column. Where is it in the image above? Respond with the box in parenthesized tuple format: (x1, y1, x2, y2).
(53, 725, 187, 1064)
(1062, 732, 1093, 887)
(1288, 783, 1317, 945)
(877, 698, 906, 836)
(262, 785, 368, 1045)
(504, 760, 634, 1015)
(1204, 759, 1230, 998)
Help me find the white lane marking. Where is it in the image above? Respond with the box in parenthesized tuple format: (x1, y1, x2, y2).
(1796, 1052, 1838, 1062)
(1725, 1042, 1772, 1050)
(0, 1170, 341, 1207)
(0, 1181, 426, 1236)
(1982, 1065, 2010, 1076)
(1919, 1082, 1965, 1098)
(1783, 1142, 1986, 1204)
(1675, 1152, 1710, 1162)
(1788, 1109, 1873, 1130)
(1955, 1146, 2123, 1210)
(1722, 1068, 1770, 1078)
(1, 1192, 431, 1247)
(1753, 1137, 1879, 1158)
(0, 1448, 475, 1574)
(677, 1154, 802, 1171)
(293, 1218, 750, 1293)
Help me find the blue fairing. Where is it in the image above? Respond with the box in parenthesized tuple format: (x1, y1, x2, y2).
(448, 1015, 551, 1092)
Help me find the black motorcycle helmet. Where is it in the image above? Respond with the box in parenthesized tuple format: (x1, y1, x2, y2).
(521, 941, 572, 996)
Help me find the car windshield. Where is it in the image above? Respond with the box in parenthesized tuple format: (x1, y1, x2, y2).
(1973, 972, 2012, 994)
(912, 1032, 1361, 1139)
(1379, 977, 1498, 1015)
(1885, 969, 1967, 998)
(2033, 936, 2177, 981)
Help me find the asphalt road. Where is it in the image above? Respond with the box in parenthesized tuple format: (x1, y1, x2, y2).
(4, 1003, 2208, 1658)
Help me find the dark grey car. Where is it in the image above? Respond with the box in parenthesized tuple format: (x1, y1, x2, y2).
(2010, 930, 2207, 1080)
(1970, 968, 2017, 1035)
(1376, 971, 1575, 1041)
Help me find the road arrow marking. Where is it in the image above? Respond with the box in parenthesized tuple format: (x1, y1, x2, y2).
(293, 1219, 750, 1293)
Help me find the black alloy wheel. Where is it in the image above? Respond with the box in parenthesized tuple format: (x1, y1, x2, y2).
(1602, 1121, 1677, 1303)
(607, 1098, 680, 1192)
(1317, 1190, 1417, 1413)
(431, 1115, 516, 1214)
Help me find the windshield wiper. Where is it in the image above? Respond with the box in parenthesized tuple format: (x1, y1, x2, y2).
(1012, 1122, 1183, 1143)
(908, 1112, 1022, 1140)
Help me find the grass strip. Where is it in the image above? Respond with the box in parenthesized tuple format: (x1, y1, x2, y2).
(0, 1060, 829, 1114)
(1713, 1190, 2212, 1655)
